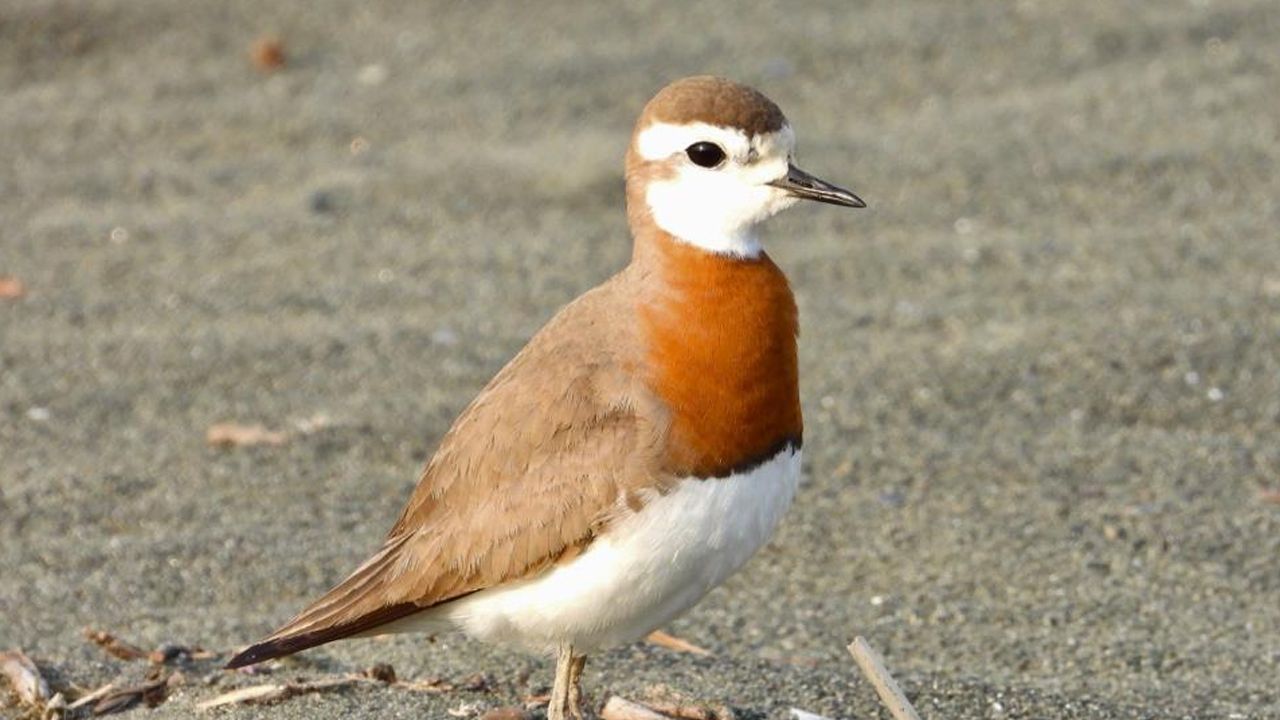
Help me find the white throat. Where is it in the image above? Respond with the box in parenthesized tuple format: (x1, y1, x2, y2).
(645, 206, 763, 257)
(635, 121, 797, 259)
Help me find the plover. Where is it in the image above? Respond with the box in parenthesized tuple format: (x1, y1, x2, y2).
(227, 75, 863, 720)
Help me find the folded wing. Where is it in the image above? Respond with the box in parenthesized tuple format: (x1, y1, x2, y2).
(227, 277, 666, 668)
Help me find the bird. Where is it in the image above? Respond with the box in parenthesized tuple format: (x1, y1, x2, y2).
(226, 75, 864, 719)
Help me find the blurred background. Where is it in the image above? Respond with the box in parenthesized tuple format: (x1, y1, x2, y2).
(2, 1, 1278, 717)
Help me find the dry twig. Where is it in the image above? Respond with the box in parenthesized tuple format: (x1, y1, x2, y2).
(847, 637, 922, 720)
(206, 422, 288, 448)
(645, 630, 712, 656)
(196, 677, 356, 710)
(197, 683, 285, 709)
(398, 676, 455, 693)
(90, 674, 172, 715)
(66, 683, 115, 710)
(83, 629, 148, 662)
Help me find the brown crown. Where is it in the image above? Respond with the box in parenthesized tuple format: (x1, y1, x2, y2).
(635, 76, 788, 137)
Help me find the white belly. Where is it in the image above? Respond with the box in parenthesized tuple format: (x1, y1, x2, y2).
(441, 447, 801, 654)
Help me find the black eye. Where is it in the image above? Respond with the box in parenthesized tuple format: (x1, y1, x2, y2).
(685, 142, 726, 168)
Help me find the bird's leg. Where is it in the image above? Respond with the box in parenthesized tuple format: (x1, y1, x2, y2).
(548, 643, 583, 720)
(547, 640, 573, 717)
(567, 653, 587, 719)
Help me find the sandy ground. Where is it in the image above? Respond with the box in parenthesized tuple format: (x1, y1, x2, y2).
(3, 1, 1279, 718)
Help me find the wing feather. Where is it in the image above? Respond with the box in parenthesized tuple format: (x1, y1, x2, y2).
(227, 273, 666, 667)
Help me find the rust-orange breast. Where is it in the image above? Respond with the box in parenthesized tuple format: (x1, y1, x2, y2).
(639, 234, 802, 478)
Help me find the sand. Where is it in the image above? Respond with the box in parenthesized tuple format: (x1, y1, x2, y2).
(2, 0, 1278, 717)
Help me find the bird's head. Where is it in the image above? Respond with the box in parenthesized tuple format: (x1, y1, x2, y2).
(625, 76, 864, 258)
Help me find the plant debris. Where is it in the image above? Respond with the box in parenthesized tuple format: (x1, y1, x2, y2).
(45, 693, 68, 718)
(196, 668, 470, 711)
(206, 415, 333, 449)
(250, 35, 286, 72)
(521, 692, 550, 709)
(447, 701, 484, 717)
(361, 663, 397, 684)
(600, 697, 676, 720)
(206, 422, 289, 448)
(148, 643, 216, 665)
(0, 276, 26, 300)
(480, 708, 532, 720)
(788, 710, 833, 720)
(637, 686, 735, 720)
(88, 671, 175, 716)
(196, 677, 356, 710)
(0, 649, 51, 709)
(292, 413, 332, 435)
(83, 630, 148, 662)
(458, 672, 490, 692)
(66, 683, 116, 710)
(645, 630, 712, 656)
(847, 636, 922, 720)
(601, 695, 735, 720)
(398, 676, 456, 693)
(84, 630, 216, 667)
(643, 699, 735, 720)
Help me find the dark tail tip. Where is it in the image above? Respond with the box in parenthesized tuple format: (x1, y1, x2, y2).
(223, 602, 426, 670)
(225, 640, 290, 669)
(223, 630, 339, 669)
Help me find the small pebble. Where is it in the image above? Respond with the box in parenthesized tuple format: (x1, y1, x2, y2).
(308, 190, 335, 214)
(251, 36, 286, 72)
(432, 328, 460, 346)
(149, 643, 188, 664)
(363, 662, 397, 684)
(358, 63, 389, 86)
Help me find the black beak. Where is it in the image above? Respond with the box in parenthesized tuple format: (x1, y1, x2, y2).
(768, 164, 865, 208)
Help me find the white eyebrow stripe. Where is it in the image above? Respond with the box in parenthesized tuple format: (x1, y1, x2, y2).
(634, 122, 795, 166)
(635, 122, 750, 162)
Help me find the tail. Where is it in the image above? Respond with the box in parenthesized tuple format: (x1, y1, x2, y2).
(225, 602, 423, 668)
(224, 534, 431, 669)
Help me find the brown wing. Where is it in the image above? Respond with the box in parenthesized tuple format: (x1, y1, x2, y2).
(227, 273, 667, 668)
